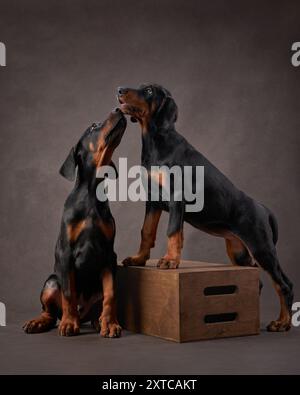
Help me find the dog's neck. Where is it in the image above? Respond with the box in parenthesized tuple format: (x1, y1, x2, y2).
(140, 120, 171, 164)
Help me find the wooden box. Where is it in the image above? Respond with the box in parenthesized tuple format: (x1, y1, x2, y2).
(117, 260, 260, 342)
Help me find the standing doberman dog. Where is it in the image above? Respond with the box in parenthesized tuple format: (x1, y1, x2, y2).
(117, 84, 294, 332)
(23, 108, 126, 337)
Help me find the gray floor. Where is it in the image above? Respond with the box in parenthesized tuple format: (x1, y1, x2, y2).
(1, 309, 300, 375)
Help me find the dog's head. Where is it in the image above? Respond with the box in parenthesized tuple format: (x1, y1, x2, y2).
(117, 84, 178, 130)
(59, 108, 126, 182)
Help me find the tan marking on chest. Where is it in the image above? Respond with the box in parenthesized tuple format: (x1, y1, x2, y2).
(67, 220, 87, 243)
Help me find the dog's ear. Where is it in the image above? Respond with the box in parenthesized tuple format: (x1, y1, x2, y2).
(59, 147, 77, 181)
(155, 95, 178, 128)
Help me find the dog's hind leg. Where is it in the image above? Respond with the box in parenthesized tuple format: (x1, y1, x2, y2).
(23, 274, 61, 333)
(225, 236, 263, 294)
(254, 247, 293, 332)
(235, 216, 294, 332)
(225, 236, 252, 266)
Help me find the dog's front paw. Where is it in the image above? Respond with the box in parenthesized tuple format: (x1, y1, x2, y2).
(267, 319, 291, 332)
(99, 316, 122, 338)
(58, 317, 80, 336)
(122, 255, 147, 267)
(23, 315, 56, 334)
(157, 256, 180, 269)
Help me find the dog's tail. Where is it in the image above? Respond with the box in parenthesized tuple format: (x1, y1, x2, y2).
(268, 210, 279, 245)
(261, 203, 278, 245)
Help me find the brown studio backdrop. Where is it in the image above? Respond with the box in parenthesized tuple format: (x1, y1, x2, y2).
(0, 0, 299, 323)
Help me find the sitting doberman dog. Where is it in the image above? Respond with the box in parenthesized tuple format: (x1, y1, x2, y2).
(23, 108, 126, 337)
(117, 84, 294, 332)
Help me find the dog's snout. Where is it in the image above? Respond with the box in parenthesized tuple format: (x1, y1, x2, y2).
(118, 87, 128, 95)
(114, 107, 120, 113)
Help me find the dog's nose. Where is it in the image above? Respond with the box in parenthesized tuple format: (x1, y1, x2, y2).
(118, 87, 128, 95)
(114, 107, 120, 112)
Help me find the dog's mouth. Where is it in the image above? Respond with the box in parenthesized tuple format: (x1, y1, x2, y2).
(117, 96, 131, 113)
(118, 95, 125, 105)
(117, 96, 138, 123)
(105, 114, 127, 146)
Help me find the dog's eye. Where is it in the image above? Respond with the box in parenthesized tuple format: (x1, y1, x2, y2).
(145, 87, 153, 96)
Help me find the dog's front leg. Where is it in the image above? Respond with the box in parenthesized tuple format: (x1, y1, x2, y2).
(99, 268, 122, 338)
(58, 270, 80, 336)
(157, 202, 184, 269)
(122, 202, 162, 267)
